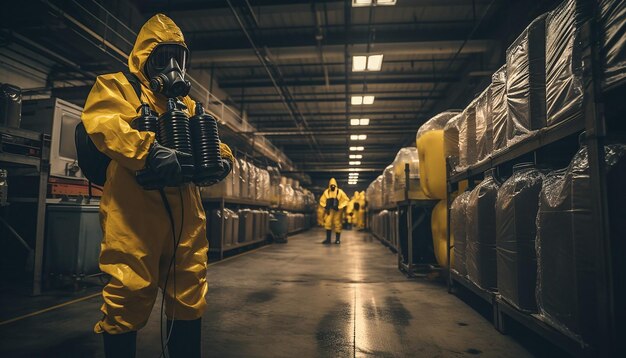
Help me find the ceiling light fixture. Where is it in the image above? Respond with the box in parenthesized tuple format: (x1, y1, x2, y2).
(349, 146, 365, 151)
(352, 0, 397, 7)
(350, 118, 370, 126)
(349, 161, 362, 166)
(351, 95, 375, 105)
(352, 54, 384, 72)
(349, 154, 363, 159)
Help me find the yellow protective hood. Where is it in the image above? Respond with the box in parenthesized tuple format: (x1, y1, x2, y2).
(328, 178, 338, 189)
(128, 13, 187, 85)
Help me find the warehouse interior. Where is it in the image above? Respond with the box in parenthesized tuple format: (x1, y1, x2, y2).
(0, 0, 624, 357)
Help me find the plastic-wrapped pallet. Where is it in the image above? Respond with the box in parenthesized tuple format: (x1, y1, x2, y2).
(496, 163, 545, 312)
(600, 0, 626, 89)
(248, 163, 257, 200)
(450, 191, 471, 276)
(466, 168, 500, 291)
(506, 14, 548, 144)
(545, 0, 584, 127)
(460, 98, 478, 169)
(238, 209, 254, 243)
(230, 209, 239, 246)
(475, 87, 493, 163)
(382, 165, 394, 206)
(391, 147, 427, 201)
(416, 111, 460, 199)
(491, 66, 508, 152)
(238, 159, 249, 199)
(231, 159, 240, 198)
(444, 113, 462, 175)
(537, 142, 626, 344)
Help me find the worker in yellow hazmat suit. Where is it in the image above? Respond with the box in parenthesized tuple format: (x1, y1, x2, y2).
(355, 191, 366, 230)
(346, 191, 360, 228)
(319, 178, 349, 244)
(81, 14, 233, 358)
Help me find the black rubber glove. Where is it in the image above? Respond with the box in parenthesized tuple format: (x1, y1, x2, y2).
(143, 142, 191, 187)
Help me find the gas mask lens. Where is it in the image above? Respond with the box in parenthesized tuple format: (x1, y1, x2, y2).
(147, 44, 192, 99)
(145, 44, 188, 79)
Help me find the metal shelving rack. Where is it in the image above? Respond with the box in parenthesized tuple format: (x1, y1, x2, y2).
(202, 196, 271, 260)
(0, 126, 50, 295)
(444, 5, 624, 357)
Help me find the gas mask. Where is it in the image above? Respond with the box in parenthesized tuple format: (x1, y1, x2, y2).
(145, 44, 191, 98)
(330, 185, 336, 191)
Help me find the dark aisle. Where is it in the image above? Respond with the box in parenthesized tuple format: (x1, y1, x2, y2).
(0, 229, 532, 357)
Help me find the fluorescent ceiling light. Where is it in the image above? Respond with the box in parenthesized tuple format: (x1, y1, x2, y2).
(352, 54, 383, 72)
(350, 134, 367, 141)
(367, 54, 384, 71)
(349, 161, 362, 166)
(349, 154, 362, 159)
(350, 146, 365, 151)
(351, 118, 370, 126)
(352, 95, 374, 105)
(349, 172, 359, 176)
(352, 0, 372, 7)
(352, 55, 367, 71)
(353, 0, 396, 7)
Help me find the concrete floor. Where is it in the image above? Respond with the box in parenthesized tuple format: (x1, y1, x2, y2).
(0, 228, 538, 357)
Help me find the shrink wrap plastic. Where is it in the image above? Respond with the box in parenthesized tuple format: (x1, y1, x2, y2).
(466, 169, 500, 291)
(460, 98, 478, 169)
(492, 66, 509, 152)
(382, 165, 394, 206)
(416, 111, 460, 199)
(545, 0, 583, 126)
(536, 143, 626, 344)
(475, 87, 493, 163)
(444, 113, 463, 174)
(391, 147, 427, 201)
(506, 14, 548, 145)
(238, 159, 249, 199)
(600, 0, 626, 88)
(450, 191, 471, 276)
(496, 163, 545, 312)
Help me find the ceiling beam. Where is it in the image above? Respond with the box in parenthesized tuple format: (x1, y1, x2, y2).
(193, 40, 494, 63)
(238, 94, 443, 104)
(220, 75, 458, 88)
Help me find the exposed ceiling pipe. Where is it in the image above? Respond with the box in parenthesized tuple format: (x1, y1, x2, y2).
(39, 0, 296, 170)
(226, 0, 323, 160)
(192, 40, 494, 63)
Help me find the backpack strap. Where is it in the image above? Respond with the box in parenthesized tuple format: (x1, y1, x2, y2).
(122, 71, 143, 103)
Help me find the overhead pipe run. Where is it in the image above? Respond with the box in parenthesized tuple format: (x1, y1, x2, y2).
(39, 0, 296, 171)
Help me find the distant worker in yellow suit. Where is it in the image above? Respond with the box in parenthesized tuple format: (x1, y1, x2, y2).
(319, 178, 349, 244)
(346, 191, 360, 229)
(82, 14, 233, 358)
(357, 191, 367, 230)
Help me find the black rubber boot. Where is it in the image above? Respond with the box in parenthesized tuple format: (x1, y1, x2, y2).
(102, 331, 137, 358)
(166, 318, 201, 358)
(335, 232, 341, 244)
(323, 230, 331, 244)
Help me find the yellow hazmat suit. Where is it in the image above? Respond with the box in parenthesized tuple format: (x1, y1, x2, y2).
(319, 178, 350, 233)
(346, 191, 360, 225)
(356, 191, 366, 230)
(82, 14, 233, 334)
